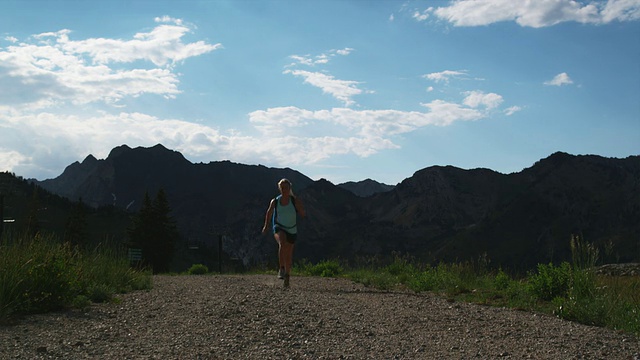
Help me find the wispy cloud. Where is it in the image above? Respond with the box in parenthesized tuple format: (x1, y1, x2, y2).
(336, 47, 354, 56)
(418, 0, 640, 28)
(283, 70, 363, 107)
(413, 8, 432, 22)
(504, 106, 522, 116)
(288, 48, 354, 67)
(544, 72, 573, 86)
(423, 70, 468, 83)
(286, 48, 364, 106)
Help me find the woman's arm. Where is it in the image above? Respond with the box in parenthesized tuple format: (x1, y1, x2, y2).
(261, 199, 276, 234)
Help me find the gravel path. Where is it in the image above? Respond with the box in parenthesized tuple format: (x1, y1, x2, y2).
(1, 275, 639, 359)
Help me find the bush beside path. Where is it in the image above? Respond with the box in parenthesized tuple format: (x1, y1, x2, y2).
(1, 275, 639, 359)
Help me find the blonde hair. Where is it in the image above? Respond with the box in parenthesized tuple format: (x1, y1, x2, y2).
(278, 178, 294, 197)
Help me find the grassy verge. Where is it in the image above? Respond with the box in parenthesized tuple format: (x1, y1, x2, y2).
(0, 232, 152, 321)
(295, 252, 640, 336)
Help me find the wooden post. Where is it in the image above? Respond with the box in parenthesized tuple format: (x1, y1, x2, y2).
(218, 234, 223, 273)
(0, 194, 4, 237)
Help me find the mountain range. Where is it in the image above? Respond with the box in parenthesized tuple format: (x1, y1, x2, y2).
(28, 144, 640, 271)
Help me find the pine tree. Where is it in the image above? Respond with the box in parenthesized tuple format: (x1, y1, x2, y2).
(152, 188, 178, 273)
(25, 187, 40, 236)
(127, 189, 178, 273)
(128, 192, 154, 269)
(64, 198, 88, 249)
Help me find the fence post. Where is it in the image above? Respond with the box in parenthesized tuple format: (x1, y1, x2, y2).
(218, 234, 223, 273)
(0, 194, 4, 236)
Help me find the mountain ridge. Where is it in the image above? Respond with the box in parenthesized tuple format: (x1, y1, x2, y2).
(30, 145, 640, 271)
(337, 178, 395, 197)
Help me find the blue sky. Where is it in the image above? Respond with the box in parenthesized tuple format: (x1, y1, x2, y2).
(1, 0, 638, 185)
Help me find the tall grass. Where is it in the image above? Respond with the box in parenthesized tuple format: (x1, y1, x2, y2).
(0, 232, 151, 321)
(297, 237, 639, 335)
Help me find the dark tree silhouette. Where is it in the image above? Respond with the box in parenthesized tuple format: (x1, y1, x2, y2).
(128, 189, 178, 273)
(64, 198, 88, 248)
(25, 187, 40, 236)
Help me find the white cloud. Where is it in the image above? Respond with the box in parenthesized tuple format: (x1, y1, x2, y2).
(602, 0, 640, 22)
(288, 55, 315, 66)
(419, 100, 485, 126)
(336, 47, 354, 56)
(250, 91, 501, 140)
(0, 20, 220, 111)
(544, 72, 574, 86)
(247, 106, 315, 135)
(288, 48, 355, 67)
(154, 16, 184, 25)
(413, 9, 431, 21)
(0, 19, 225, 178)
(284, 69, 363, 106)
(61, 25, 221, 67)
(424, 70, 468, 83)
(0, 111, 229, 178)
(0, 149, 29, 173)
(285, 48, 362, 106)
(1, 84, 511, 179)
(4, 36, 18, 43)
(504, 106, 522, 116)
(0, 20, 518, 181)
(426, 0, 640, 27)
(463, 91, 503, 110)
(0, 109, 400, 178)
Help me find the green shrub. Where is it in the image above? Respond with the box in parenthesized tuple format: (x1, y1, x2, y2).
(0, 232, 151, 320)
(406, 268, 438, 292)
(87, 283, 114, 303)
(494, 269, 511, 291)
(384, 255, 419, 285)
(407, 263, 464, 293)
(384, 255, 417, 276)
(299, 259, 344, 277)
(528, 262, 572, 301)
(71, 295, 91, 310)
(2, 234, 78, 314)
(349, 269, 396, 291)
(188, 264, 209, 275)
(554, 295, 608, 327)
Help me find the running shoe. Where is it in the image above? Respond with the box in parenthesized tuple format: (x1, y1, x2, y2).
(278, 268, 285, 279)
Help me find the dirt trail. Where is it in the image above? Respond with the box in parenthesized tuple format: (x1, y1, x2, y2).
(1, 275, 639, 359)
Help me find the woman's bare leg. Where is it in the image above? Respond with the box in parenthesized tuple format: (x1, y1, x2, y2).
(274, 231, 285, 271)
(284, 243, 295, 274)
(280, 239, 295, 287)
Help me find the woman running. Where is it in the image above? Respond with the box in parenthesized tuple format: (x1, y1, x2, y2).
(262, 178, 306, 287)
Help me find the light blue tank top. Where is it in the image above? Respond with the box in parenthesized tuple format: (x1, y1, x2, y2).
(273, 195, 297, 234)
